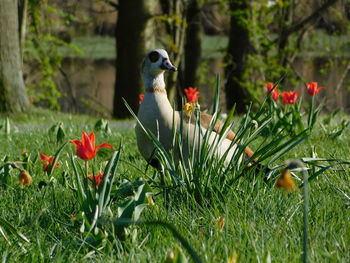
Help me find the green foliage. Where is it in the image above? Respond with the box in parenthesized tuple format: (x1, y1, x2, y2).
(223, 0, 350, 100)
(0, 107, 349, 261)
(48, 122, 66, 144)
(126, 77, 312, 206)
(70, 146, 152, 248)
(262, 99, 305, 136)
(24, 0, 82, 109)
(241, 1, 295, 98)
(0, 118, 11, 135)
(94, 119, 112, 136)
(0, 216, 30, 246)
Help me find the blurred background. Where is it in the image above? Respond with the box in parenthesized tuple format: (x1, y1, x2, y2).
(2, 0, 350, 118)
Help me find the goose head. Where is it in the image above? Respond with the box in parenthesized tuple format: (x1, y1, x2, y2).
(142, 49, 177, 79)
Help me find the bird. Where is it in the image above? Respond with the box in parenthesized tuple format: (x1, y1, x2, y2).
(135, 49, 256, 168)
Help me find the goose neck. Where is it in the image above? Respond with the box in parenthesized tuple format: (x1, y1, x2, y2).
(144, 72, 167, 94)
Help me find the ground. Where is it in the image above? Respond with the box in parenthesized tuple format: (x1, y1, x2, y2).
(0, 108, 349, 262)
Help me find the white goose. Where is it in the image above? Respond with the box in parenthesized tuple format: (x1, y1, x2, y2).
(136, 49, 255, 168)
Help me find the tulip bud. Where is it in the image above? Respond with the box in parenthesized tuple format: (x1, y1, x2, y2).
(163, 250, 175, 263)
(275, 168, 297, 191)
(18, 168, 32, 188)
(216, 216, 225, 231)
(228, 252, 238, 263)
(147, 196, 155, 206)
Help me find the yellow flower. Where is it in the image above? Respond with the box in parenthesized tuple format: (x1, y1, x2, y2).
(164, 250, 175, 263)
(275, 168, 298, 191)
(147, 196, 155, 206)
(18, 168, 32, 188)
(227, 252, 238, 263)
(216, 216, 225, 231)
(183, 102, 194, 117)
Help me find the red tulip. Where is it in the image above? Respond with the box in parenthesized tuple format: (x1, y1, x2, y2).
(139, 94, 144, 104)
(184, 87, 200, 103)
(40, 153, 59, 172)
(271, 89, 280, 101)
(70, 132, 113, 160)
(263, 82, 274, 93)
(306, 82, 325, 96)
(87, 172, 104, 188)
(281, 91, 299, 104)
(264, 82, 279, 101)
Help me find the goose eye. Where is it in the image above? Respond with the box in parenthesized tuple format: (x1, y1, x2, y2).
(149, 51, 159, 63)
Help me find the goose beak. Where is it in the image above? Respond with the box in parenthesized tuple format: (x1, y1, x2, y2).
(160, 58, 177, 72)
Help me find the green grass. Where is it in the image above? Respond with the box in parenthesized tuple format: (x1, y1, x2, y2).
(0, 108, 349, 262)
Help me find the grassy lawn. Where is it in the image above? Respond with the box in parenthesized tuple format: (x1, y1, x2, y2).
(0, 108, 349, 262)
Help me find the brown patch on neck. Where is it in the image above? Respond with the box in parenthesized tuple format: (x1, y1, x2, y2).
(146, 86, 167, 94)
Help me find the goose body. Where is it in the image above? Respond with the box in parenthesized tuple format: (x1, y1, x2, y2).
(136, 49, 253, 166)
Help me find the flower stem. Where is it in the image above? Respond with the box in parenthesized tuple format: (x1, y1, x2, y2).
(302, 165, 309, 263)
(85, 161, 89, 178)
(308, 95, 315, 130)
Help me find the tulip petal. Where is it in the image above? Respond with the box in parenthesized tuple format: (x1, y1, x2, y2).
(88, 132, 96, 147)
(96, 143, 113, 152)
(84, 132, 95, 153)
(40, 153, 50, 161)
(70, 139, 82, 147)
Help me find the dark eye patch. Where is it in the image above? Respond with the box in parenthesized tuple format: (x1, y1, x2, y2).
(148, 51, 159, 63)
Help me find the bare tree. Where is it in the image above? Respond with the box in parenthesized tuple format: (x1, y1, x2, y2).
(0, 0, 29, 113)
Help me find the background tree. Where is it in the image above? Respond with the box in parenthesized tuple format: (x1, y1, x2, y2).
(224, 0, 342, 113)
(158, 0, 187, 103)
(224, 0, 252, 113)
(2, 0, 346, 117)
(0, 0, 29, 113)
(182, 0, 202, 91)
(113, 0, 157, 118)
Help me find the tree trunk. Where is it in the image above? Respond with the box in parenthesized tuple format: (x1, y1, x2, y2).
(0, 0, 29, 113)
(224, 0, 251, 113)
(113, 0, 156, 118)
(18, 0, 28, 58)
(159, 0, 186, 105)
(182, 0, 202, 90)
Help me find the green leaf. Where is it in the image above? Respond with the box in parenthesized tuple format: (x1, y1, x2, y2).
(47, 141, 68, 177)
(56, 124, 65, 144)
(4, 118, 10, 135)
(0, 216, 30, 244)
(98, 150, 121, 216)
(70, 154, 87, 204)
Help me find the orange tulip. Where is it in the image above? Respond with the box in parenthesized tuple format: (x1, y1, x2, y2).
(87, 172, 104, 188)
(39, 153, 59, 172)
(70, 131, 113, 160)
(184, 87, 200, 103)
